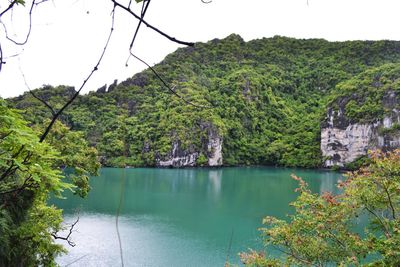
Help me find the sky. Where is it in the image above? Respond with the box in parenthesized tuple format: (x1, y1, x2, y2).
(1, 0, 400, 98)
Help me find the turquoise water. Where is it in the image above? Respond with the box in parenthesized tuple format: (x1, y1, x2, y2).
(52, 167, 342, 267)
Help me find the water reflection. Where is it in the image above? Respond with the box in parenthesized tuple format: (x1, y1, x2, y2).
(208, 170, 222, 196)
(318, 171, 340, 194)
(52, 167, 342, 266)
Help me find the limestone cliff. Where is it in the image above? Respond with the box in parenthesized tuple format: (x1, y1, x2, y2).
(156, 125, 223, 167)
(321, 90, 400, 167)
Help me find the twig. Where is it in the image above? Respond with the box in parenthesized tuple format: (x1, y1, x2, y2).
(381, 179, 396, 220)
(129, 0, 151, 50)
(63, 254, 89, 267)
(39, 4, 116, 142)
(116, 172, 126, 267)
(0, 0, 18, 18)
(35, 0, 50, 5)
(131, 53, 210, 108)
(18, 61, 56, 115)
(225, 229, 234, 265)
(1, 0, 36, 46)
(51, 217, 79, 247)
(273, 245, 316, 266)
(363, 204, 391, 238)
(0, 42, 3, 72)
(29, 90, 56, 115)
(111, 0, 194, 46)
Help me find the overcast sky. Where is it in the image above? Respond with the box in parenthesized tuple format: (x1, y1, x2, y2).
(1, 0, 400, 98)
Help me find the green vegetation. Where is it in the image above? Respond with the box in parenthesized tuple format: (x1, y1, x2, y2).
(0, 100, 99, 266)
(329, 63, 400, 124)
(241, 149, 400, 266)
(3, 34, 400, 265)
(10, 36, 400, 168)
(378, 123, 400, 135)
(344, 155, 371, 171)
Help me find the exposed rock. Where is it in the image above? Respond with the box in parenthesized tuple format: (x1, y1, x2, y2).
(96, 84, 107, 94)
(156, 124, 223, 167)
(121, 73, 149, 88)
(321, 119, 376, 167)
(207, 129, 223, 166)
(157, 141, 199, 167)
(321, 92, 400, 167)
(107, 79, 118, 92)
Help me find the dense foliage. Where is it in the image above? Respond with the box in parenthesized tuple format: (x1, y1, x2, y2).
(0, 100, 99, 266)
(240, 149, 400, 266)
(10, 35, 400, 168)
(328, 63, 400, 124)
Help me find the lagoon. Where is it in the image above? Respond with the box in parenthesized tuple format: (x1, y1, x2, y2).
(52, 167, 342, 267)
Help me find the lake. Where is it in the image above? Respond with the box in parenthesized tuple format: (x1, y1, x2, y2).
(52, 167, 342, 267)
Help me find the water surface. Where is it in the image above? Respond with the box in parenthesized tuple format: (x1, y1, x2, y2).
(52, 167, 341, 266)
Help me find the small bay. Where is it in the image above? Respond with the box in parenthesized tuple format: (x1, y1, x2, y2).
(52, 167, 342, 266)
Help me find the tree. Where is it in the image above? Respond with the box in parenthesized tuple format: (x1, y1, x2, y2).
(0, 0, 201, 264)
(0, 99, 99, 266)
(240, 149, 400, 266)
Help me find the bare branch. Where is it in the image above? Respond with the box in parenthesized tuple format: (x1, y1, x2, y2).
(111, 0, 194, 46)
(51, 217, 79, 247)
(131, 53, 211, 109)
(39, 4, 117, 142)
(1, 0, 36, 46)
(63, 254, 89, 267)
(16, 57, 57, 115)
(129, 0, 151, 50)
(34, 0, 50, 5)
(0, 0, 18, 18)
(29, 90, 56, 115)
(0, 42, 3, 72)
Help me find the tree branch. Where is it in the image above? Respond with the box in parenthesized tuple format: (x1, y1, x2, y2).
(129, 0, 151, 50)
(1, 0, 36, 46)
(382, 182, 396, 220)
(39, 4, 117, 143)
(363, 204, 391, 238)
(0, 42, 4, 72)
(273, 245, 316, 266)
(0, 145, 25, 181)
(0, 0, 18, 18)
(131, 53, 210, 109)
(111, 0, 194, 46)
(51, 217, 79, 247)
(29, 90, 56, 116)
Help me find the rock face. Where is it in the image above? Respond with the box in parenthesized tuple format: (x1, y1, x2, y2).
(156, 125, 223, 167)
(321, 91, 400, 167)
(157, 142, 199, 167)
(207, 130, 223, 166)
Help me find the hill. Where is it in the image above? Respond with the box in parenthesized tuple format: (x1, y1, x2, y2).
(9, 34, 400, 168)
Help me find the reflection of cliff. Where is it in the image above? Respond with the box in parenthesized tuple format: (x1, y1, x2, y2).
(208, 170, 222, 196)
(318, 172, 340, 194)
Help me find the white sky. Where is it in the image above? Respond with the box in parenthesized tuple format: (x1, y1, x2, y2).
(1, 0, 400, 98)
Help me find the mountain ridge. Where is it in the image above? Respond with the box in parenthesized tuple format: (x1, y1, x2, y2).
(8, 34, 400, 168)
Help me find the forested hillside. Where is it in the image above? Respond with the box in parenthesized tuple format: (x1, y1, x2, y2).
(9, 34, 400, 168)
